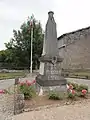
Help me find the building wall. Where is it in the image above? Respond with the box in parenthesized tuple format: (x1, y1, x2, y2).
(58, 27, 90, 69)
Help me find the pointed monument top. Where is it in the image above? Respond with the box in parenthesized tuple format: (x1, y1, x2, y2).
(48, 11, 54, 14)
(48, 11, 54, 19)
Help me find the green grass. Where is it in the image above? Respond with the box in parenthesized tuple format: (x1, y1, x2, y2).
(0, 72, 26, 80)
(69, 71, 90, 79)
(62, 70, 90, 79)
(72, 72, 90, 76)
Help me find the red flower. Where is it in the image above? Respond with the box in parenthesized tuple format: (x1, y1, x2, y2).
(0, 89, 5, 94)
(82, 89, 87, 95)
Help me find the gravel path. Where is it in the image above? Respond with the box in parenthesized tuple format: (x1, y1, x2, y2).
(14, 99, 90, 120)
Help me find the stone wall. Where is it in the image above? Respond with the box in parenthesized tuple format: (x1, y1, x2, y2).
(58, 26, 90, 69)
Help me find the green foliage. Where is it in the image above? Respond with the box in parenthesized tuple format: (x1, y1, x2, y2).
(2, 16, 44, 70)
(69, 71, 90, 79)
(69, 82, 79, 90)
(4, 89, 12, 94)
(0, 72, 26, 80)
(67, 92, 76, 99)
(77, 84, 88, 92)
(77, 92, 87, 98)
(67, 82, 88, 99)
(48, 91, 64, 100)
(19, 84, 36, 100)
(67, 82, 88, 92)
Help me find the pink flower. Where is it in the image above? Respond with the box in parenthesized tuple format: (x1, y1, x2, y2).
(27, 81, 31, 86)
(0, 89, 5, 94)
(82, 89, 87, 95)
(32, 80, 36, 84)
(25, 80, 31, 86)
(26, 80, 28, 83)
(71, 90, 75, 94)
(31, 80, 36, 85)
(20, 82, 25, 86)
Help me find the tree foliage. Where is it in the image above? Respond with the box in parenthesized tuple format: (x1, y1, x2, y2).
(2, 17, 44, 70)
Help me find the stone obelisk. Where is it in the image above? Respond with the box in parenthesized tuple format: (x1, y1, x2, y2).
(36, 11, 67, 92)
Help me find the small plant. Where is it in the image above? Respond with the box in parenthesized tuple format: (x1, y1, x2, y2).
(19, 80, 36, 100)
(67, 82, 78, 90)
(48, 91, 64, 100)
(77, 89, 87, 98)
(4, 89, 11, 94)
(0, 89, 5, 94)
(67, 82, 89, 99)
(67, 91, 76, 99)
(71, 83, 78, 90)
(67, 84, 73, 92)
(77, 84, 88, 92)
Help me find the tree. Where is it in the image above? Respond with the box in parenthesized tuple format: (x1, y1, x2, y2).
(5, 16, 44, 70)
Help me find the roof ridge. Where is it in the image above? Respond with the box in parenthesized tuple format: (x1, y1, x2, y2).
(58, 26, 90, 40)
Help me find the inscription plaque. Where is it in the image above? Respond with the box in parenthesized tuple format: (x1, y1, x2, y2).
(45, 62, 61, 80)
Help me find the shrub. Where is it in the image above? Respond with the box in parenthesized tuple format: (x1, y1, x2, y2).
(77, 90, 87, 98)
(48, 91, 64, 100)
(67, 89, 77, 99)
(67, 92, 76, 99)
(71, 83, 78, 90)
(19, 80, 36, 100)
(67, 82, 78, 90)
(77, 84, 88, 92)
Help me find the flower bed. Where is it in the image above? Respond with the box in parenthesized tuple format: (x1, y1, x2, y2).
(18, 80, 36, 100)
(67, 82, 88, 99)
(6, 79, 88, 111)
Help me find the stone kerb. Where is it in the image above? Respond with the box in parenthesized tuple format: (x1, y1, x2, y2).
(0, 94, 14, 120)
(14, 93, 25, 115)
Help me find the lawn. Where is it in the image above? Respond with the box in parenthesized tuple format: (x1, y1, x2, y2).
(69, 71, 90, 79)
(0, 72, 26, 80)
(62, 69, 90, 79)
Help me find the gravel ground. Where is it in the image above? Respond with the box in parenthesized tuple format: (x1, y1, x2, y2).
(14, 99, 90, 120)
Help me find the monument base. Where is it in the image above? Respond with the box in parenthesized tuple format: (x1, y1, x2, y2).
(36, 74, 67, 95)
(36, 83, 67, 96)
(36, 74, 67, 86)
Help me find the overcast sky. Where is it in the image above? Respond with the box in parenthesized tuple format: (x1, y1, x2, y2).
(0, 0, 90, 50)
